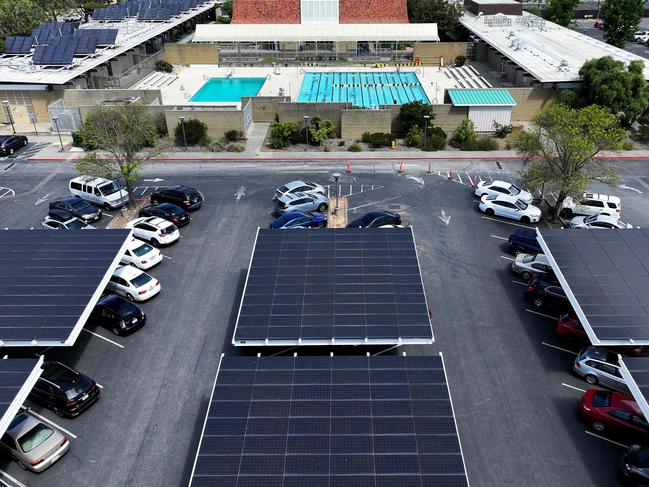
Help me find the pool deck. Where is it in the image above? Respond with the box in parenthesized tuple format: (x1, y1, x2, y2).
(154, 65, 478, 107)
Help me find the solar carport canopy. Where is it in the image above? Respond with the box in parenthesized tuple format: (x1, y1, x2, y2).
(0, 229, 131, 346)
(620, 356, 649, 423)
(0, 357, 43, 439)
(537, 228, 649, 346)
(189, 354, 468, 487)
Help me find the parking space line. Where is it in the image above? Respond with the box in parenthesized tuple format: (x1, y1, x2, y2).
(82, 329, 124, 349)
(162, 255, 172, 260)
(512, 280, 527, 286)
(27, 409, 77, 439)
(348, 195, 401, 211)
(0, 469, 26, 487)
(96, 383, 104, 389)
(481, 216, 535, 229)
(526, 309, 559, 320)
(561, 382, 586, 393)
(457, 172, 463, 184)
(490, 234, 508, 240)
(541, 341, 578, 355)
(584, 430, 628, 448)
(500, 255, 515, 261)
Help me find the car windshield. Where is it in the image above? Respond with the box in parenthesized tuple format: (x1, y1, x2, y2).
(515, 200, 528, 210)
(116, 301, 140, 320)
(98, 182, 121, 196)
(584, 215, 599, 224)
(18, 423, 54, 453)
(163, 205, 184, 216)
(592, 391, 611, 408)
(278, 186, 288, 194)
(66, 219, 86, 229)
(274, 215, 291, 226)
(70, 200, 90, 210)
(361, 213, 381, 224)
(509, 185, 521, 195)
(131, 273, 152, 288)
(133, 242, 154, 257)
(522, 254, 536, 263)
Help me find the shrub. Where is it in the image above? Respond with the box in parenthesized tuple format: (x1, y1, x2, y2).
(422, 134, 446, 151)
(492, 121, 512, 138)
(175, 118, 207, 146)
(365, 132, 395, 148)
(268, 121, 299, 149)
(405, 125, 423, 147)
(450, 118, 477, 150)
(154, 60, 173, 73)
(474, 136, 498, 151)
(361, 132, 371, 143)
(71, 130, 85, 148)
(309, 119, 336, 145)
(206, 139, 225, 152)
(430, 126, 447, 140)
(198, 134, 212, 147)
(455, 55, 466, 67)
(322, 143, 331, 152)
(622, 141, 635, 150)
(224, 129, 240, 142)
(395, 101, 435, 136)
(216, 16, 230, 24)
(348, 143, 362, 152)
(226, 143, 245, 152)
(338, 140, 345, 147)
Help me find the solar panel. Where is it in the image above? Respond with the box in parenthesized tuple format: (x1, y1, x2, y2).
(538, 228, 649, 346)
(0, 230, 131, 346)
(3, 36, 33, 55)
(620, 356, 649, 421)
(0, 357, 43, 439)
(233, 228, 433, 346)
(190, 355, 468, 487)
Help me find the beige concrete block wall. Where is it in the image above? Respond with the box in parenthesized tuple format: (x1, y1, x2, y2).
(63, 89, 163, 107)
(431, 105, 469, 132)
(242, 96, 287, 123)
(341, 109, 392, 139)
(163, 109, 244, 139)
(413, 42, 468, 66)
(277, 102, 347, 135)
(164, 44, 219, 65)
(509, 87, 557, 122)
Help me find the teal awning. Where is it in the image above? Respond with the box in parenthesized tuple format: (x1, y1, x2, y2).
(447, 89, 517, 107)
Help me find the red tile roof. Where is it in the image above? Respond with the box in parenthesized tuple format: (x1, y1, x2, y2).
(339, 0, 409, 23)
(232, 0, 301, 23)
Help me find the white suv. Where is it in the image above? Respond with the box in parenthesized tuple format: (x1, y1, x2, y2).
(125, 217, 180, 246)
(560, 192, 621, 218)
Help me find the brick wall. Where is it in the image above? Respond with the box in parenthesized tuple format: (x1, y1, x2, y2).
(509, 87, 556, 122)
(164, 44, 219, 65)
(233, 0, 300, 23)
(413, 42, 468, 66)
(277, 102, 348, 136)
(163, 109, 244, 139)
(339, 0, 409, 23)
(341, 109, 392, 139)
(63, 89, 163, 107)
(431, 104, 469, 132)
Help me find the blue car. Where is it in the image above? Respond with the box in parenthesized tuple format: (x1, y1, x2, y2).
(270, 212, 327, 229)
(508, 228, 543, 255)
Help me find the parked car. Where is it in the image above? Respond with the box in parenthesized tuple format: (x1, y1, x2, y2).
(574, 346, 627, 391)
(29, 362, 100, 418)
(620, 444, 649, 485)
(479, 194, 542, 223)
(555, 313, 589, 346)
(275, 192, 328, 215)
(560, 192, 621, 218)
(270, 211, 327, 229)
(69, 175, 128, 210)
(635, 31, 649, 41)
(474, 180, 533, 203)
(138, 203, 190, 227)
(91, 294, 146, 336)
(508, 228, 543, 255)
(273, 180, 326, 201)
(569, 214, 633, 229)
(511, 253, 552, 281)
(0, 134, 28, 155)
(106, 265, 160, 302)
(580, 389, 649, 440)
(150, 185, 203, 211)
(525, 277, 570, 311)
(49, 197, 101, 223)
(120, 238, 162, 270)
(125, 217, 179, 246)
(41, 211, 95, 230)
(0, 410, 70, 472)
(347, 210, 402, 228)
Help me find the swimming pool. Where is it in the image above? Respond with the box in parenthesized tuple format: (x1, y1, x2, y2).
(297, 72, 430, 108)
(190, 77, 266, 102)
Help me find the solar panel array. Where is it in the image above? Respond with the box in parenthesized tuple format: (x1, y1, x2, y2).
(32, 39, 77, 66)
(3, 37, 33, 55)
(92, 0, 205, 22)
(92, 4, 128, 21)
(76, 28, 119, 47)
(621, 357, 649, 401)
(539, 229, 649, 344)
(233, 228, 432, 345)
(0, 358, 40, 419)
(190, 355, 468, 487)
(31, 22, 78, 45)
(0, 229, 130, 345)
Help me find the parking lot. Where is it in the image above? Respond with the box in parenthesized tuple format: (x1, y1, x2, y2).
(1, 158, 649, 486)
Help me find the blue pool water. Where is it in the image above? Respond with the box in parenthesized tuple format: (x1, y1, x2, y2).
(297, 72, 430, 107)
(190, 77, 266, 102)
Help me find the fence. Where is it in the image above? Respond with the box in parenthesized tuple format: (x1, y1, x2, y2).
(91, 51, 166, 90)
(47, 99, 81, 132)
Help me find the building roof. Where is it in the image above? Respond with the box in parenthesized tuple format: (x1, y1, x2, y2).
(339, 0, 409, 23)
(0, 1, 214, 87)
(232, 0, 301, 24)
(0, 357, 44, 440)
(193, 22, 439, 42)
(448, 88, 516, 106)
(461, 12, 649, 83)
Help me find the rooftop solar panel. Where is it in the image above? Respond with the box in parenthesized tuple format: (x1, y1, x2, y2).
(0, 357, 43, 439)
(189, 354, 469, 487)
(538, 228, 649, 346)
(0, 229, 131, 346)
(233, 228, 433, 346)
(4, 36, 33, 55)
(620, 356, 649, 423)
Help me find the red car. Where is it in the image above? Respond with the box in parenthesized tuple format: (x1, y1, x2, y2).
(594, 19, 603, 28)
(580, 389, 649, 440)
(556, 313, 589, 346)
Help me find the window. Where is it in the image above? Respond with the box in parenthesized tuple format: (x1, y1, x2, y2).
(18, 424, 54, 453)
(100, 308, 113, 318)
(501, 202, 517, 209)
(514, 200, 528, 210)
(71, 182, 83, 191)
(596, 363, 618, 375)
(588, 200, 605, 208)
(532, 264, 545, 271)
(509, 185, 522, 195)
(522, 254, 536, 264)
(632, 416, 649, 431)
(93, 187, 101, 196)
(131, 273, 152, 288)
(608, 410, 632, 421)
(607, 202, 618, 209)
(492, 187, 508, 194)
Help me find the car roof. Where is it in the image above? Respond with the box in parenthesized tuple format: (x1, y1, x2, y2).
(70, 175, 110, 185)
(279, 192, 310, 202)
(6, 412, 41, 438)
(48, 208, 73, 219)
(583, 192, 621, 205)
(610, 392, 643, 415)
(113, 265, 144, 280)
(489, 180, 513, 189)
(582, 346, 618, 363)
(281, 181, 308, 190)
(488, 194, 519, 203)
(589, 214, 620, 224)
(513, 228, 536, 238)
(283, 212, 310, 219)
(126, 238, 150, 250)
(157, 203, 181, 210)
(0, 136, 10, 142)
(52, 196, 83, 204)
(129, 216, 170, 227)
(167, 185, 195, 192)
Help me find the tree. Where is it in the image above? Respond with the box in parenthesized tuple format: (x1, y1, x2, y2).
(268, 121, 299, 149)
(449, 118, 477, 150)
(407, 0, 464, 33)
(543, 0, 579, 27)
(75, 104, 164, 204)
(602, 0, 644, 48)
(511, 103, 627, 222)
(221, 0, 232, 18)
(309, 119, 336, 146)
(0, 0, 46, 45)
(395, 101, 434, 136)
(577, 56, 649, 126)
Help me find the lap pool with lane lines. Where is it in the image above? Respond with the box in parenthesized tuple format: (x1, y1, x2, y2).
(297, 71, 430, 107)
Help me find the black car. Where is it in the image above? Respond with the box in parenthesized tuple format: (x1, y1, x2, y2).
(91, 294, 146, 336)
(0, 135, 27, 155)
(47, 208, 75, 222)
(508, 228, 543, 255)
(138, 203, 190, 227)
(346, 210, 401, 228)
(525, 277, 570, 312)
(621, 444, 649, 485)
(49, 197, 102, 222)
(150, 185, 203, 211)
(28, 362, 100, 418)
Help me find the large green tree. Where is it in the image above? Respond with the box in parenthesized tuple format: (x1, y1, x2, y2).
(407, 0, 464, 33)
(602, 0, 644, 47)
(511, 103, 627, 222)
(543, 0, 579, 27)
(578, 56, 649, 126)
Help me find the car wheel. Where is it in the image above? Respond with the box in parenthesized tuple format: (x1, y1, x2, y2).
(23, 139, 27, 146)
(521, 271, 532, 281)
(151, 238, 159, 247)
(104, 203, 112, 210)
(585, 374, 599, 385)
(8, 148, 14, 155)
(592, 421, 605, 432)
(127, 293, 135, 302)
(112, 327, 121, 336)
(533, 297, 543, 307)
(513, 249, 521, 256)
(521, 216, 530, 224)
(53, 406, 65, 418)
(485, 208, 494, 216)
(560, 208, 573, 218)
(317, 203, 328, 212)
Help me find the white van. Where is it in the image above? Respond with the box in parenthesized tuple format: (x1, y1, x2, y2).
(69, 176, 128, 210)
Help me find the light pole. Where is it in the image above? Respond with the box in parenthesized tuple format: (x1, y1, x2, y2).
(2, 100, 15, 134)
(303, 115, 310, 151)
(423, 114, 430, 148)
(178, 116, 187, 150)
(52, 116, 64, 152)
(332, 172, 341, 215)
(28, 110, 38, 135)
